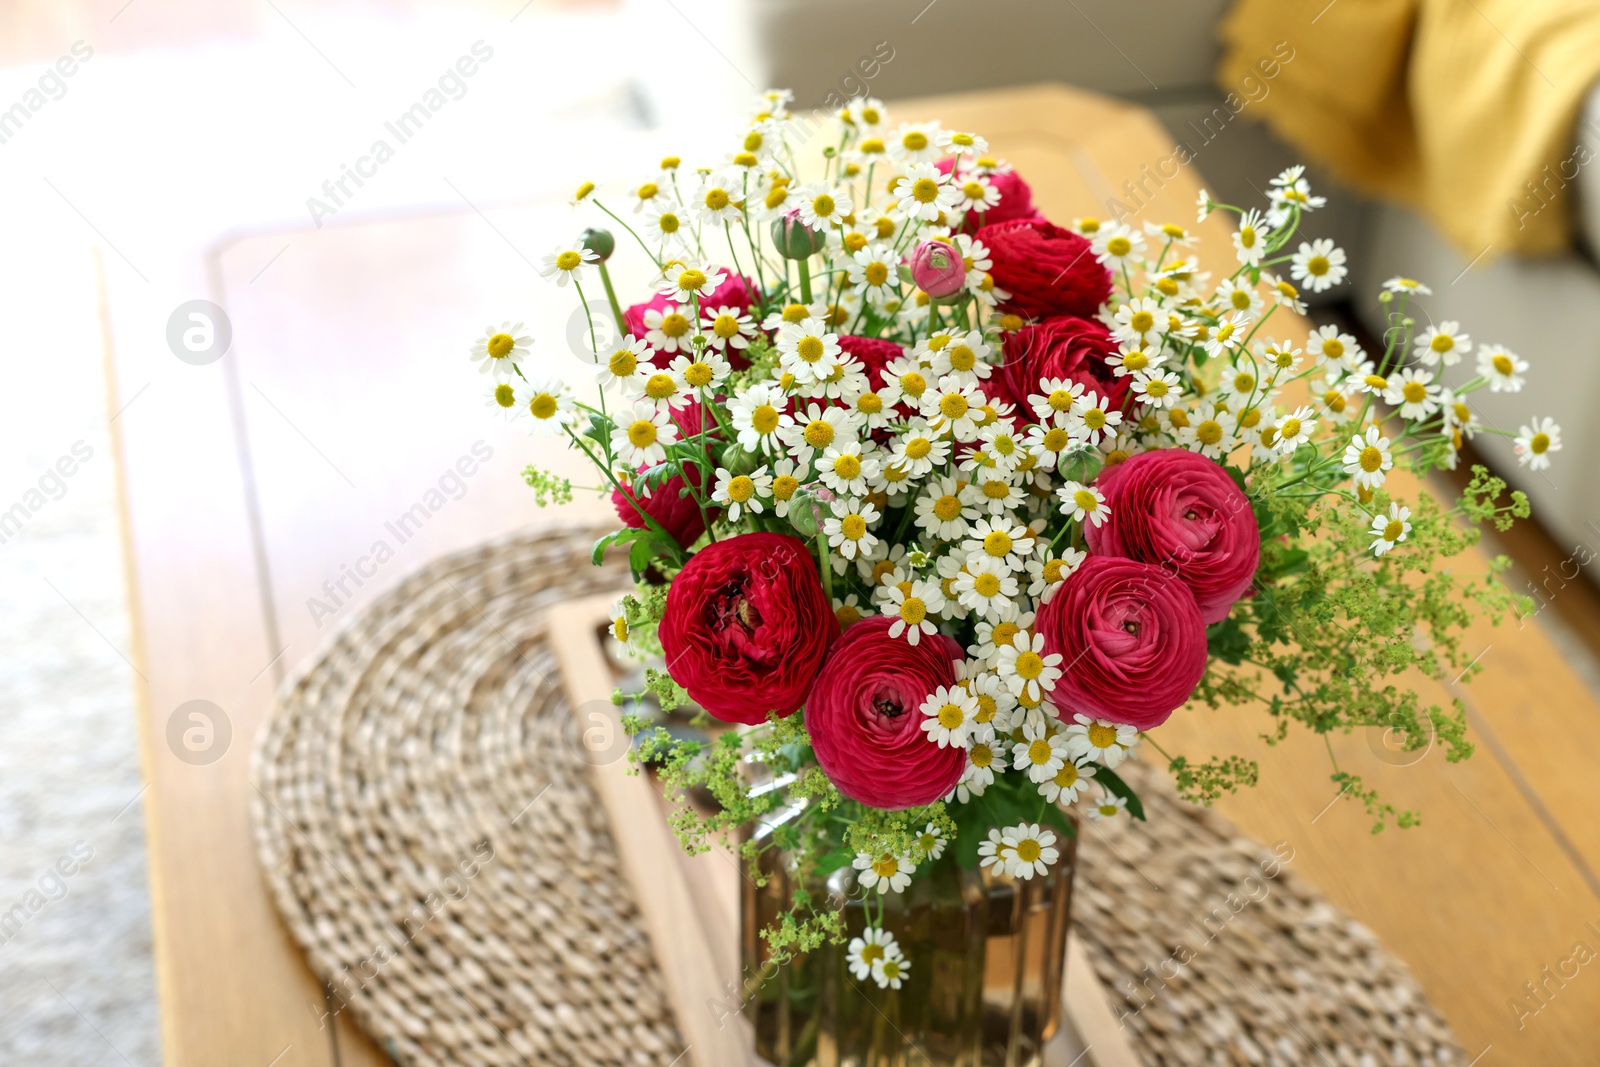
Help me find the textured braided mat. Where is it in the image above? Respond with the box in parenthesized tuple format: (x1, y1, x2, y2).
(252, 523, 1465, 1067)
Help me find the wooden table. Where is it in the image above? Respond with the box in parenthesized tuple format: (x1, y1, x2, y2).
(108, 83, 1600, 1066)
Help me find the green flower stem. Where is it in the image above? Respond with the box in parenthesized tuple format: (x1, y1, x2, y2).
(815, 527, 835, 602)
(796, 256, 814, 304)
(596, 261, 628, 336)
(592, 199, 663, 270)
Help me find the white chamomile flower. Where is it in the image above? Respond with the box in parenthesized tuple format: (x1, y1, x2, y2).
(596, 337, 657, 390)
(977, 827, 1012, 874)
(924, 379, 985, 442)
(846, 928, 901, 981)
(1027, 548, 1085, 603)
(607, 598, 632, 647)
(1011, 721, 1068, 783)
(643, 302, 695, 354)
(1024, 420, 1077, 462)
(853, 851, 915, 894)
(848, 243, 901, 304)
(693, 180, 743, 225)
(892, 121, 943, 163)
(711, 465, 772, 521)
(776, 318, 844, 384)
(610, 402, 678, 466)
(770, 458, 801, 517)
(968, 614, 1029, 668)
(952, 171, 1001, 214)
(964, 469, 1026, 515)
(539, 241, 598, 286)
(782, 402, 859, 467)
(1070, 391, 1123, 446)
(880, 355, 934, 410)
(914, 475, 977, 540)
(669, 350, 731, 394)
(642, 207, 687, 246)
(469, 322, 532, 377)
(1029, 378, 1084, 423)
(1478, 345, 1527, 392)
(1414, 321, 1471, 367)
(730, 383, 792, 452)
(658, 261, 728, 304)
(1063, 714, 1137, 768)
(963, 517, 1031, 573)
(1177, 403, 1238, 459)
(914, 823, 947, 862)
(819, 441, 877, 496)
(1106, 347, 1162, 377)
(1056, 481, 1108, 526)
(700, 305, 756, 352)
(635, 362, 690, 410)
(1272, 405, 1317, 454)
(1213, 278, 1263, 317)
(795, 182, 852, 231)
(891, 424, 950, 477)
(1111, 297, 1167, 345)
(486, 380, 520, 419)
(920, 684, 979, 748)
(892, 162, 960, 222)
(1369, 503, 1412, 556)
(1514, 417, 1561, 470)
(929, 330, 992, 385)
(1261, 272, 1306, 313)
(1383, 276, 1433, 296)
(948, 738, 998, 802)
(1203, 311, 1250, 359)
(1131, 369, 1182, 410)
(1308, 324, 1360, 369)
(1384, 367, 1440, 421)
(1232, 209, 1269, 267)
(1039, 758, 1096, 805)
(885, 578, 946, 646)
(872, 955, 910, 990)
(522, 376, 575, 435)
(1087, 793, 1128, 821)
(824, 497, 880, 560)
(1290, 238, 1348, 292)
(954, 553, 1019, 618)
(997, 632, 1061, 704)
(939, 128, 988, 157)
(1342, 426, 1393, 490)
(1093, 222, 1144, 268)
(1001, 823, 1060, 880)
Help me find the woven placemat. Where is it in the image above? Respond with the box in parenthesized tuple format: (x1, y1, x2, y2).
(252, 522, 1465, 1067)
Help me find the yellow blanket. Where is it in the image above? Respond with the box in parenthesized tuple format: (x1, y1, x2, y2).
(1219, 0, 1600, 259)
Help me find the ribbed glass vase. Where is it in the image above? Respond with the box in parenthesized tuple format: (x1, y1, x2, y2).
(740, 831, 1077, 1067)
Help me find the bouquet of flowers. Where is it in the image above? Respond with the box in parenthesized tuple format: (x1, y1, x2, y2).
(471, 90, 1555, 984)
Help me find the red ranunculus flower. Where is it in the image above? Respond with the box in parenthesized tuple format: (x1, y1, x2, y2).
(1084, 449, 1260, 624)
(659, 532, 836, 726)
(998, 315, 1128, 412)
(975, 218, 1111, 321)
(613, 403, 716, 548)
(805, 616, 966, 809)
(1035, 555, 1207, 730)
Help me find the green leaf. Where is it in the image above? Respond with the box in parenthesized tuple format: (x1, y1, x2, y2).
(628, 537, 654, 576)
(591, 527, 643, 566)
(1093, 766, 1146, 821)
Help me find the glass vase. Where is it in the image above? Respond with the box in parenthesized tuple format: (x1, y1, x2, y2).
(739, 825, 1077, 1067)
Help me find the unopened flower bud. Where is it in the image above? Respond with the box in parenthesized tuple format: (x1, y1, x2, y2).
(718, 443, 761, 476)
(785, 484, 836, 538)
(1057, 447, 1104, 485)
(909, 239, 967, 299)
(580, 227, 615, 262)
(771, 208, 828, 260)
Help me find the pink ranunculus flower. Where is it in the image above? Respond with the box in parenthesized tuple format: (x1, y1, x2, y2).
(805, 616, 967, 809)
(625, 270, 757, 368)
(1084, 449, 1260, 624)
(1034, 554, 1207, 730)
(909, 239, 967, 298)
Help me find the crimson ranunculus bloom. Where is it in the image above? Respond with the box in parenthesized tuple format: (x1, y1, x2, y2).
(998, 315, 1128, 412)
(975, 218, 1111, 321)
(1035, 555, 1207, 730)
(805, 616, 966, 809)
(1084, 449, 1260, 624)
(659, 532, 836, 726)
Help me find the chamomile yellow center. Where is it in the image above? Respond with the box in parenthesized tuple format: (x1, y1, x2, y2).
(1359, 446, 1384, 472)
(934, 495, 962, 520)
(840, 514, 867, 539)
(1196, 420, 1223, 446)
(804, 419, 835, 448)
(529, 393, 557, 419)
(937, 702, 964, 729)
(487, 333, 515, 358)
(660, 313, 690, 338)
(628, 420, 657, 447)
(555, 251, 582, 270)
(1382, 519, 1405, 541)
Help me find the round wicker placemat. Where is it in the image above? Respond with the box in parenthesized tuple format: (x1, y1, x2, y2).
(253, 523, 1465, 1067)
